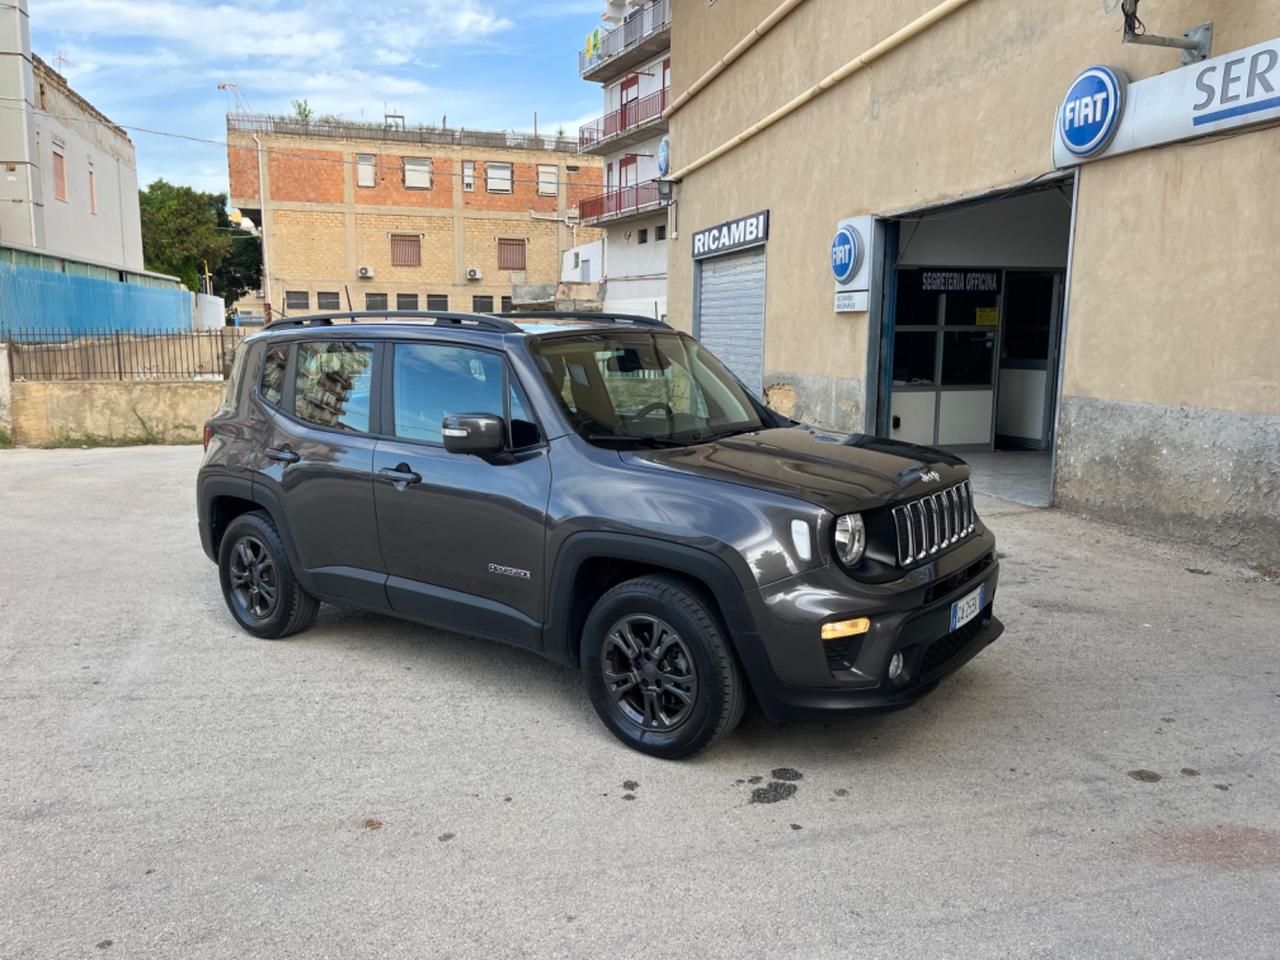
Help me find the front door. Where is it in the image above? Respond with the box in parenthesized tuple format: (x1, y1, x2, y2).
(252, 337, 386, 606)
(372, 341, 551, 648)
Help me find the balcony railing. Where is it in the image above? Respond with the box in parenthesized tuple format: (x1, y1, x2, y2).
(580, 87, 670, 149)
(579, 0, 671, 77)
(579, 178, 664, 223)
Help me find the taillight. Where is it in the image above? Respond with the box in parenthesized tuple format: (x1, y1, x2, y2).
(203, 424, 213, 450)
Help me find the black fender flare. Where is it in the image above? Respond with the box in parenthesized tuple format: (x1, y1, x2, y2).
(196, 472, 254, 562)
(542, 531, 762, 668)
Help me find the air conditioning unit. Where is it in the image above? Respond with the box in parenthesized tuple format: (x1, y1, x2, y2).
(466, 268, 483, 281)
(357, 265, 374, 279)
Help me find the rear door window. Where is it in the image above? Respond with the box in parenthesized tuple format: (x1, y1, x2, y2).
(293, 340, 375, 432)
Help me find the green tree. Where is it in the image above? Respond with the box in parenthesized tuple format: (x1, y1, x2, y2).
(292, 98, 313, 122)
(138, 179, 261, 313)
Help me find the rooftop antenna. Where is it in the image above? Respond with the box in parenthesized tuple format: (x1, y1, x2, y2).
(217, 81, 255, 116)
(52, 49, 71, 72)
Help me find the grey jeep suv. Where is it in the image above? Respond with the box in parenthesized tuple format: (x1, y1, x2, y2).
(197, 310, 1002, 758)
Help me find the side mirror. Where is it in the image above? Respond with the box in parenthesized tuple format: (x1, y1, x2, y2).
(442, 413, 505, 454)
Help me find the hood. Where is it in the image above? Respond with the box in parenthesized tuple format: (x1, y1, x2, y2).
(620, 427, 969, 514)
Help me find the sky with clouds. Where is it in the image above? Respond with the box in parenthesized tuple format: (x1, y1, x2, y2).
(29, 0, 609, 195)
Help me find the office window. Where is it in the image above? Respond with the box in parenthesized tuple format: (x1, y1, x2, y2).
(390, 234, 421, 267)
(294, 340, 375, 433)
(284, 290, 309, 311)
(501, 296, 513, 313)
(316, 291, 342, 310)
(426, 294, 449, 311)
(462, 160, 476, 192)
(497, 238, 526, 271)
(397, 293, 419, 310)
(88, 166, 97, 214)
(537, 164, 558, 196)
(356, 153, 376, 188)
(486, 162, 512, 193)
(655, 224, 667, 241)
(472, 295, 494, 313)
(365, 292, 388, 311)
(638, 228, 648, 245)
(403, 157, 432, 189)
(52, 150, 67, 201)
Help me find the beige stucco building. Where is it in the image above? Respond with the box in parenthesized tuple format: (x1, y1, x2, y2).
(664, 0, 1280, 564)
(225, 116, 603, 322)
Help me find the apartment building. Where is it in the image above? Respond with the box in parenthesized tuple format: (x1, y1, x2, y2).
(576, 0, 671, 320)
(225, 115, 603, 320)
(0, 0, 144, 271)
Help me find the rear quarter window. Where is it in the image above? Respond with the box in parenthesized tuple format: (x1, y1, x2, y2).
(214, 341, 249, 415)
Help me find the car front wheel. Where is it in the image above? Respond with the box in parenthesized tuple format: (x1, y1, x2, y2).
(582, 575, 746, 759)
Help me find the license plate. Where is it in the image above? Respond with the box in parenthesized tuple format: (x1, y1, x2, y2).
(950, 584, 986, 631)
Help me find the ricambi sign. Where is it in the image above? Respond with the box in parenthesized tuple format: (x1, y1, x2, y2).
(1058, 66, 1127, 158)
(1054, 37, 1280, 167)
(691, 210, 769, 259)
(830, 225, 862, 284)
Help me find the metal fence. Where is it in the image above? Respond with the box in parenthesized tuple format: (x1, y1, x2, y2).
(2, 327, 247, 382)
(227, 114, 578, 154)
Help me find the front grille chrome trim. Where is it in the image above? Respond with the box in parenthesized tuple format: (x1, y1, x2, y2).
(891, 480, 976, 567)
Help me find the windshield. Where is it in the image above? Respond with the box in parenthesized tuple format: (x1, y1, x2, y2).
(531, 330, 771, 445)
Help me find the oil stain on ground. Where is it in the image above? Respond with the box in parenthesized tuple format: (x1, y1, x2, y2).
(771, 768, 804, 782)
(750, 781, 798, 804)
(1127, 769, 1162, 782)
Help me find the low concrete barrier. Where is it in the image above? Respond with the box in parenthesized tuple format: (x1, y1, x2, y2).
(9, 380, 224, 445)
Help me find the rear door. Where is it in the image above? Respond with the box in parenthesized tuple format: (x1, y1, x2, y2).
(372, 340, 551, 648)
(252, 336, 386, 606)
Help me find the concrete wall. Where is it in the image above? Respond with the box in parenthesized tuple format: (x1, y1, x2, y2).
(668, 0, 1280, 563)
(8, 380, 223, 445)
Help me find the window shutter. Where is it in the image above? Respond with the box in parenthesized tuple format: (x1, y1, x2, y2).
(390, 234, 422, 267)
(497, 238, 526, 271)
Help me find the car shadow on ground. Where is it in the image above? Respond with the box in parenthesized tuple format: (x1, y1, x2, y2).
(280, 600, 1010, 766)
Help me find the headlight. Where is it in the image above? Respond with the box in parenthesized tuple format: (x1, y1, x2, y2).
(833, 513, 866, 566)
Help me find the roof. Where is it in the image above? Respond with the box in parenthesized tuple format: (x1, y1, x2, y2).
(253, 310, 672, 340)
(32, 55, 130, 142)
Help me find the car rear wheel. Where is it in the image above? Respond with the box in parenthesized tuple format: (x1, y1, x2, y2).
(218, 510, 318, 639)
(582, 575, 746, 759)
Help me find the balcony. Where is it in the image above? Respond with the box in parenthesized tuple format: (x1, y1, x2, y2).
(579, 178, 667, 226)
(579, 87, 670, 154)
(579, 0, 671, 84)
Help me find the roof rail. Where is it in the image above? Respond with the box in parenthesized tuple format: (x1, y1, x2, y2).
(501, 310, 670, 329)
(265, 310, 522, 333)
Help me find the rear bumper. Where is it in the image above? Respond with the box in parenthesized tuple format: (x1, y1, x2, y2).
(731, 529, 1003, 721)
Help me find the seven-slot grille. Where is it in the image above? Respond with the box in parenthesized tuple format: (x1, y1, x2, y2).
(891, 480, 975, 566)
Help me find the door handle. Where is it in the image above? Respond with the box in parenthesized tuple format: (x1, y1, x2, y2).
(377, 463, 422, 488)
(265, 445, 300, 464)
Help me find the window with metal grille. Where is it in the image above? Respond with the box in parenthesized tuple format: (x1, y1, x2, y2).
(472, 295, 494, 313)
(390, 234, 421, 267)
(638, 229, 648, 244)
(403, 157, 431, 189)
(486, 162, 512, 193)
(537, 164, 558, 196)
(52, 150, 67, 201)
(426, 294, 448, 311)
(655, 224, 667, 241)
(397, 293, 419, 310)
(316, 291, 341, 310)
(285, 291, 309, 311)
(462, 160, 476, 192)
(501, 296, 513, 313)
(497, 238, 526, 271)
(356, 154, 376, 188)
(365, 292, 388, 310)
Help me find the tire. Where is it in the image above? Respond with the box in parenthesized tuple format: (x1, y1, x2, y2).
(581, 575, 746, 759)
(218, 510, 319, 639)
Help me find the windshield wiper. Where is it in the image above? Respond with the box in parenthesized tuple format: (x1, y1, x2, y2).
(585, 433, 692, 449)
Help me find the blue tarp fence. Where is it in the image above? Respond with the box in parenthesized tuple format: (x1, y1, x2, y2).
(0, 261, 192, 334)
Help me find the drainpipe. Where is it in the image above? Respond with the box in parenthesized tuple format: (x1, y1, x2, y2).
(663, 0, 809, 120)
(253, 133, 271, 311)
(667, 0, 978, 183)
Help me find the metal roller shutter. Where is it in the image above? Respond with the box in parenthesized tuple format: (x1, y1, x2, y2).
(696, 246, 766, 396)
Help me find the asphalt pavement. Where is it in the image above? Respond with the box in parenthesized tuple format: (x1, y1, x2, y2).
(1, 445, 1277, 959)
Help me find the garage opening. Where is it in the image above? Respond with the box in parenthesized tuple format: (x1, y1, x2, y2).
(877, 180, 1074, 506)
(695, 245, 767, 396)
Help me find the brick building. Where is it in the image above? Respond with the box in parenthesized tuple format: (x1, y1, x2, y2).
(225, 115, 603, 320)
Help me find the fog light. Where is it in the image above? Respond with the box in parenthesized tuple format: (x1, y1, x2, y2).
(821, 617, 871, 641)
(888, 652, 904, 680)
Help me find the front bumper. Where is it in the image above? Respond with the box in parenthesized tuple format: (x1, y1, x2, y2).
(733, 527, 1002, 721)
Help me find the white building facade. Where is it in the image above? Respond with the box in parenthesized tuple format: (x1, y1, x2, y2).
(577, 0, 671, 320)
(0, 0, 143, 271)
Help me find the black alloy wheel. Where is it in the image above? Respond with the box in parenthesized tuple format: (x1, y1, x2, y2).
(603, 614, 698, 732)
(227, 535, 278, 620)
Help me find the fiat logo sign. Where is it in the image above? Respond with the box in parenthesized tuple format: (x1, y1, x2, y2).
(830, 224, 862, 284)
(1059, 65, 1128, 158)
